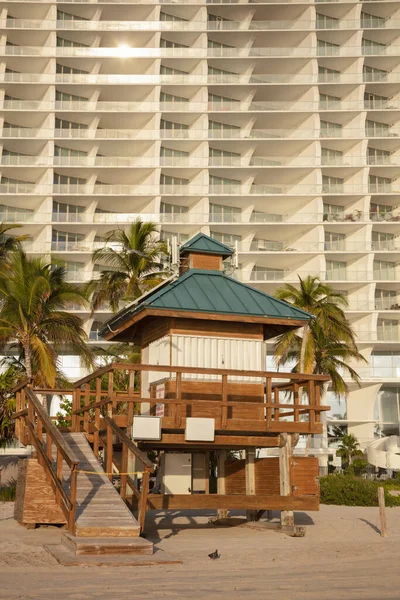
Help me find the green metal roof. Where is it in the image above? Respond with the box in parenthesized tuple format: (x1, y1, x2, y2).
(100, 269, 312, 339)
(180, 233, 233, 258)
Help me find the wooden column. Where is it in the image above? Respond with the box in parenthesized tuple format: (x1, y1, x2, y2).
(245, 448, 257, 522)
(279, 433, 294, 528)
(217, 450, 228, 520)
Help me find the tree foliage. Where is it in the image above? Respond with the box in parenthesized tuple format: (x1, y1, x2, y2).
(88, 220, 168, 312)
(0, 251, 93, 387)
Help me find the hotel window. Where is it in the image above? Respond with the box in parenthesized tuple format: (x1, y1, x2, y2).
(208, 39, 234, 49)
(364, 92, 388, 109)
(160, 65, 188, 75)
(160, 202, 189, 216)
(57, 10, 88, 21)
(370, 202, 393, 221)
(317, 39, 340, 56)
(375, 289, 397, 310)
(362, 38, 386, 55)
(372, 231, 395, 250)
(321, 148, 343, 165)
(322, 175, 344, 193)
(209, 203, 241, 223)
(52, 201, 84, 222)
(378, 319, 399, 341)
(54, 173, 86, 186)
(160, 12, 187, 22)
(160, 92, 188, 105)
(318, 66, 340, 82)
(326, 260, 346, 280)
(211, 232, 241, 246)
(160, 174, 189, 187)
(363, 65, 388, 82)
(52, 230, 84, 251)
(160, 147, 189, 159)
(368, 147, 390, 165)
(325, 231, 346, 251)
(55, 118, 88, 130)
(160, 38, 188, 48)
(365, 119, 389, 137)
(56, 91, 88, 103)
(361, 12, 385, 28)
(209, 148, 240, 165)
(209, 120, 240, 132)
(319, 93, 341, 109)
(250, 266, 283, 281)
(160, 231, 189, 244)
(54, 146, 87, 157)
(0, 203, 33, 221)
(56, 64, 88, 75)
(160, 119, 189, 131)
(56, 37, 89, 48)
(62, 261, 85, 280)
(369, 175, 392, 193)
(208, 93, 237, 107)
(373, 260, 396, 280)
(209, 175, 241, 191)
(316, 13, 339, 29)
(320, 120, 342, 138)
(323, 203, 345, 220)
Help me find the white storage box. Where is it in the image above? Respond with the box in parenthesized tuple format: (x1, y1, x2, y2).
(132, 416, 162, 441)
(185, 418, 215, 442)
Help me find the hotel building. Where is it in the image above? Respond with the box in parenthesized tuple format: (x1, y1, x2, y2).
(1, 0, 400, 463)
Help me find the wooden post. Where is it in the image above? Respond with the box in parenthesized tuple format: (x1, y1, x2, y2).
(83, 384, 90, 435)
(71, 389, 79, 432)
(120, 444, 128, 502)
(138, 469, 150, 533)
(127, 370, 135, 427)
(221, 374, 228, 430)
(245, 448, 257, 521)
(266, 377, 272, 429)
(280, 433, 294, 528)
(378, 486, 387, 538)
(175, 371, 182, 428)
(69, 465, 78, 535)
(217, 450, 228, 520)
(93, 377, 101, 459)
(109, 369, 115, 412)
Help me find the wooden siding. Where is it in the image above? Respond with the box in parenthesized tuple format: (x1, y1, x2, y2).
(225, 457, 319, 497)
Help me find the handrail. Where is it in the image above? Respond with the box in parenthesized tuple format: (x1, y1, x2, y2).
(103, 414, 154, 471)
(73, 363, 114, 387)
(25, 388, 79, 467)
(12, 378, 31, 393)
(13, 386, 79, 532)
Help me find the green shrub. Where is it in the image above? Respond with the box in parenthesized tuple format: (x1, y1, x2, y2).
(0, 483, 16, 502)
(320, 474, 400, 507)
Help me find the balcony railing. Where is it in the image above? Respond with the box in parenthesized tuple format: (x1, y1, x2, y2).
(4, 17, 400, 32)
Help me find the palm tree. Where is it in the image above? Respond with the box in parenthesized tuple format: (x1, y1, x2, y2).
(274, 275, 360, 374)
(88, 220, 168, 312)
(0, 250, 93, 387)
(336, 433, 364, 467)
(274, 276, 366, 458)
(0, 223, 29, 263)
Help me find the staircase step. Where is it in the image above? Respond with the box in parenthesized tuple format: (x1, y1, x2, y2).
(61, 532, 153, 556)
(75, 524, 141, 538)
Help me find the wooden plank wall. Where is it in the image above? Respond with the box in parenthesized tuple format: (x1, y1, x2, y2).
(14, 458, 67, 527)
(225, 457, 319, 497)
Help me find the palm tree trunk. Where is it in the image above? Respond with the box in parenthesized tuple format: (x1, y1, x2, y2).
(23, 341, 32, 380)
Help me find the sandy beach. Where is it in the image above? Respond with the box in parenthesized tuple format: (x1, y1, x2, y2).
(0, 502, 399, 600)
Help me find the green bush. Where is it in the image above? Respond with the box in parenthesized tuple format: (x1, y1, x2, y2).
(320, 474, 400, 507)
(0, 483, 16, 502)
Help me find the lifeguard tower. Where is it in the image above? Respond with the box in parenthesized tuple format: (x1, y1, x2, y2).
(13, 233, 329, 561)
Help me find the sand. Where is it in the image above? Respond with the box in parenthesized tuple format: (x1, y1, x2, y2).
(0, 502, 399, 600)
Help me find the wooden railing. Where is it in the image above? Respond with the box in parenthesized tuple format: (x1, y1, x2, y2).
(72, 362, 330, 436)
(14, 384, 79, 533)
(70, 390, 154, 531)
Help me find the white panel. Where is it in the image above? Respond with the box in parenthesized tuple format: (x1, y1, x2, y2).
(171, 334, 264, 382)
(186, 418, 215, 442)
(132, 416, 161, 440)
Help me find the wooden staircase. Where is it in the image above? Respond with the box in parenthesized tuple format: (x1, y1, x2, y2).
(57, 433, 153, 557)
(13, 386, 155, 562)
